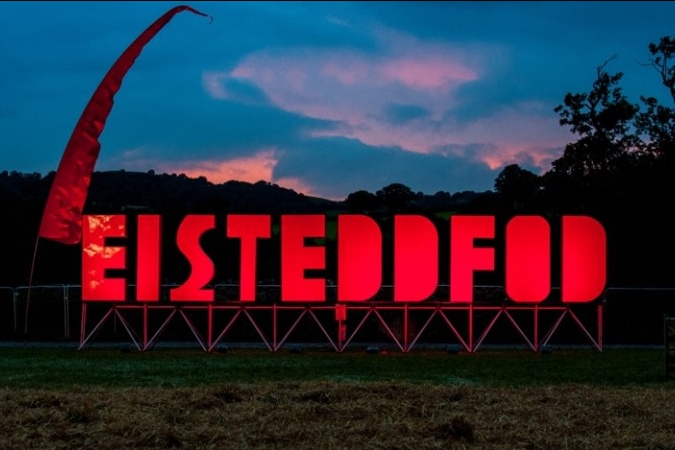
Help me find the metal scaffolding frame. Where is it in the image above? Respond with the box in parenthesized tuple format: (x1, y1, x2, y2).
(78, 293, 604, 352)
(9, 284, 675, 350)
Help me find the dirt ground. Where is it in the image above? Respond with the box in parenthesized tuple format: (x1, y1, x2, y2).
(0, 382, 673, 449)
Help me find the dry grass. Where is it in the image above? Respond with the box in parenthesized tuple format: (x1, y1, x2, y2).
(0, 382, 674, 449)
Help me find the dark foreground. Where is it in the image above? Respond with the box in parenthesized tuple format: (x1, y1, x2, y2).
(0, 348, 673, 449)
(1, 382, 674, 449)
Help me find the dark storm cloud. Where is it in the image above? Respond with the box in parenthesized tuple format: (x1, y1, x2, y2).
(213, 78, 270, 106)
(384, 104, 431, 125)
(272, 137, 499, 199)
(100, 100, 336, 164)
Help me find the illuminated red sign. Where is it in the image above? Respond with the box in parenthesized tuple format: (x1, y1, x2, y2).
(82, 214, 606, 303)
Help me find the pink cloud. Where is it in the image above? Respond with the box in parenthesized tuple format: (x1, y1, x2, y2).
(105, 148, 332, 198)
(203, 33, 476, 124)
(456, 103, 571, 171)
(155, 150, 278, 184)
(380, 57, 477, 90)
(202, 28, 567, 176)
(321, 59, 370, 85)
(275, 176, 327, 199)
(201, 72, 228, 99)
(480, 146, 556, 171)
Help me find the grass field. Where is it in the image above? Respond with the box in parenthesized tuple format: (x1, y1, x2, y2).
(0, 348, 673, 449)
(0, 347, 669, 387)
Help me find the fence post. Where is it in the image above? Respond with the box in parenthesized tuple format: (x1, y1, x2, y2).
(666, 315, 675, 379)
(63, 285, 70, 339)
(12, 289, 18, 334)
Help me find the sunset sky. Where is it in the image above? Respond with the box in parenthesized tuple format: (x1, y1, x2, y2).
(1, 1, 674, 200)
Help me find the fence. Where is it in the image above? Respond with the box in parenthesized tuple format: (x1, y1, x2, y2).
(3, 284, 674, 351)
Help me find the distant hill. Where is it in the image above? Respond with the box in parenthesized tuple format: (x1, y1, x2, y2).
(0, 169, 494, 286)
(86, 170, 341, 215)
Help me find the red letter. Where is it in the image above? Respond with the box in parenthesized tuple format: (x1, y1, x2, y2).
(562, 215, 606, 302)
(450, 216, 495, 302)
(281, 215, 325, 302)
(137, 215, 161, 301)
(227, 215, 271, 301)
(170, 215, 215, 302)
(505, 216, 550, 302)
(82, 215, 126, 301)
(394, 215, 438, 302)
(337, 215, 382, 301)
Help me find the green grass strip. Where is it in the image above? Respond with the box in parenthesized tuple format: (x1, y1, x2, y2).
(0, 347, 670, 388)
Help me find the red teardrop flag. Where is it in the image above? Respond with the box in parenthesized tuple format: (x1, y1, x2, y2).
(39, 5, 209, 244)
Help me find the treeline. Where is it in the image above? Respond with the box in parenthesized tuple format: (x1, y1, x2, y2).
(0, 169, 498, 286)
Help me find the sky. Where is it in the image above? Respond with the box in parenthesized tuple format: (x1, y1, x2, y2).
(1, 1, 675, 200)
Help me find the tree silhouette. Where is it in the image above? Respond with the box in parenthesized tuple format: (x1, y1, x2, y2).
(345, 190, 379, 211)
(493, 164, 540, 211)
(375, 183, 417, 212)
(648, 36, 675, 104)
(551, 62, 639, 178)
(635, 37, 675, 159)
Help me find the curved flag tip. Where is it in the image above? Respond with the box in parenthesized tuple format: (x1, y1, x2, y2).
(38, 5, 210, 245)
(182, 5, 213, 23)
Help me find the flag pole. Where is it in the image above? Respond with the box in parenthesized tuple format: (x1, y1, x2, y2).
(24, 235, 41, 336)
